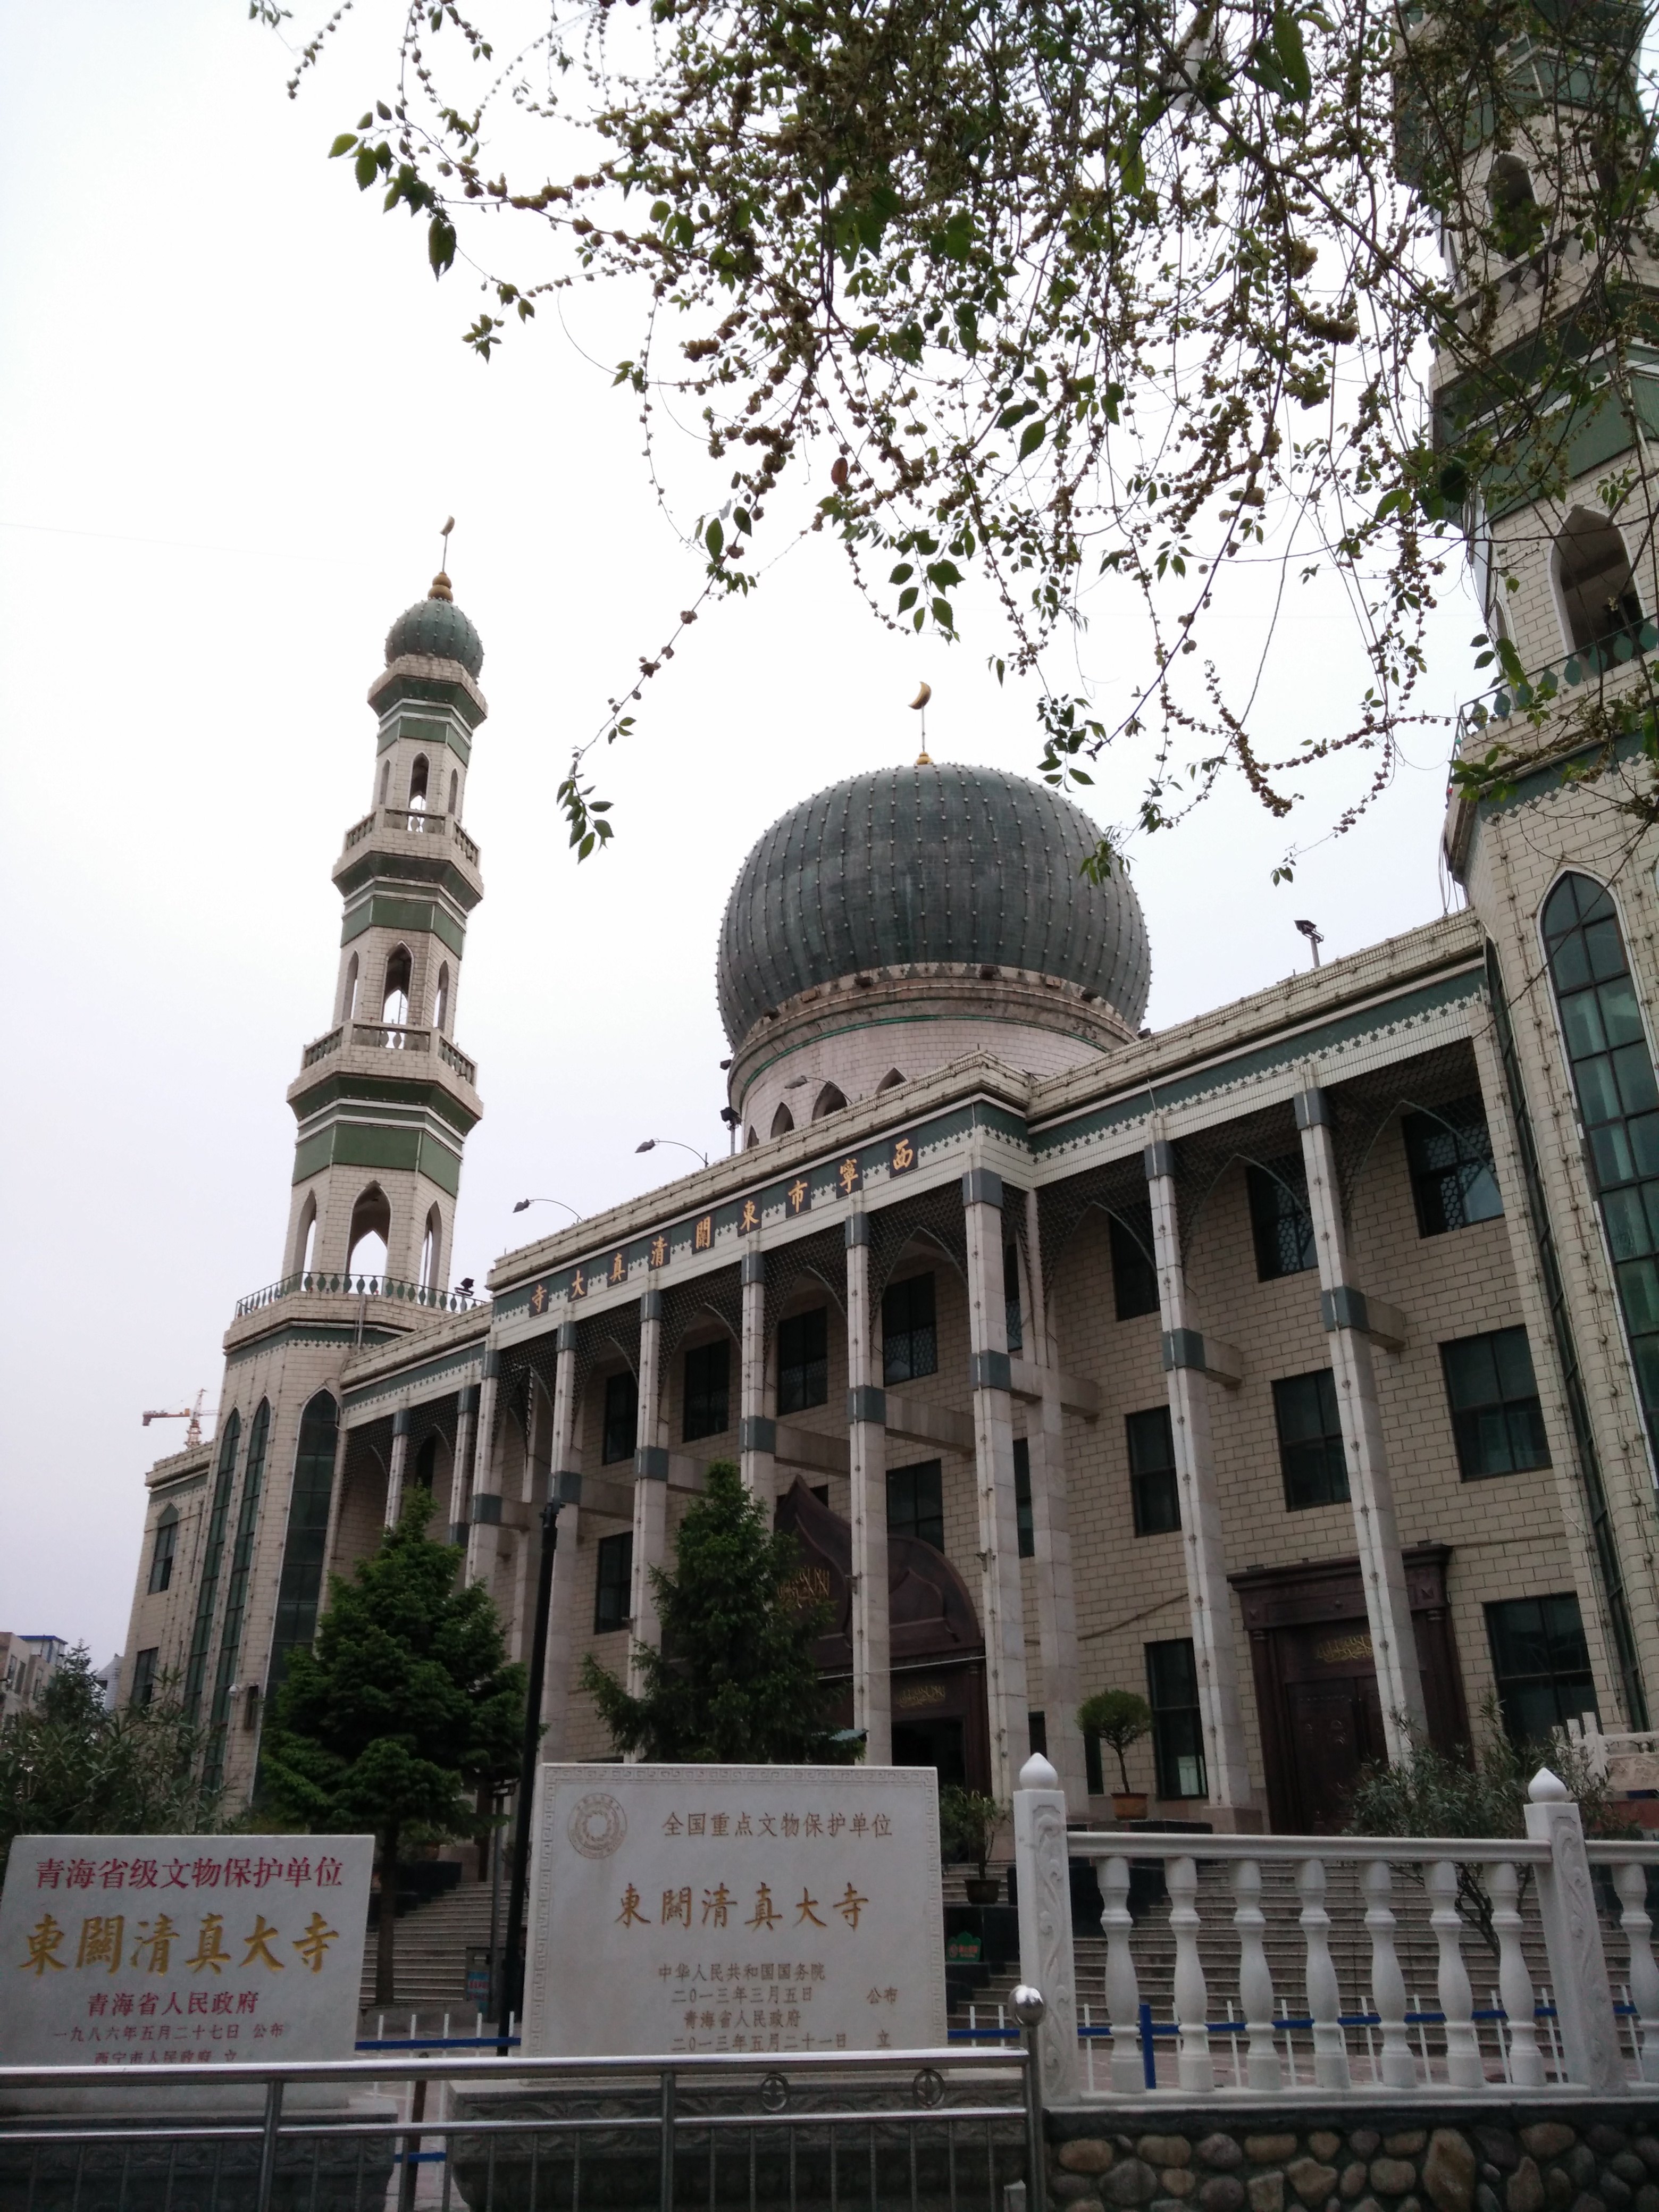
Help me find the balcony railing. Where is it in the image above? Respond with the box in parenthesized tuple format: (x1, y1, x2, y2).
(1456, 619, 1659, 748)
(234, 1272, 484, 1319)
(298, 1023, 477, 1083)
(338, 808, 480, 865)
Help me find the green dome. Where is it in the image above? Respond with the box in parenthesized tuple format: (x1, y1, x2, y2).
(717, 760, 1151, 1044)
(384, 576, 484, 678)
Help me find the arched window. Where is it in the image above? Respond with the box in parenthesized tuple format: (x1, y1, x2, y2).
(267, 1391, 339, 1704)
(294, 1192, 318, 1279)
(419, 1206, 442, 1293)
(147, 1507, 180, 1595)
(414, 1434, 439, 1493)
(183, 1410, 240, 1720)
(1488, 154, 1542, 257)
(347, 1185, 391, 1284)
(877, 1068, 906, 1094)
(340, 953, 359, 1026)
(811, 1082, 848, 1122)
(1544, 873, 1659, 1453)
(770, 1102, 795, 1137)
(434, 963, 450, 1034)
(379, 759, 391, 805)
(381, 946, 412, 1036)
(448, 768, 459, 815)
(1554, 508, 1643, 657)
(408, 755, 430, 818)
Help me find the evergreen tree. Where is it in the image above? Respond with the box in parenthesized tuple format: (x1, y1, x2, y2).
(0, 1646, 221, 1882)
(261, 1487, 524, 2004)
(582, 1460, 856, 1763)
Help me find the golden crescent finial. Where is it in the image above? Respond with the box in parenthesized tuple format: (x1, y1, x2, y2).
(909, 681, 932, 710)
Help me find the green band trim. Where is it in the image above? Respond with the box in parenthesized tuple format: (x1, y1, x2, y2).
(340, 894, 467, 958)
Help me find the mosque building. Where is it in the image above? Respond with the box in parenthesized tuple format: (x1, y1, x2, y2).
(120, 17, 1659, 1829)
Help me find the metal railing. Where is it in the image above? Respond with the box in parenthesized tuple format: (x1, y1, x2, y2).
(1014, 1761, 1659, 2101)
(303, 1025, 343, 1067)
(439, 1034, 477, 1083)
(338, 808, 480, 865)
(1455, 621, 1659, 747)
(0, 2042, 1034, 2212)
(233, 1272, 484, 1318)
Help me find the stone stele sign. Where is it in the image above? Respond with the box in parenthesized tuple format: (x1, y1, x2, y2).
(0, 1834, 374, 2068)
(524, 1765, 945, 2058)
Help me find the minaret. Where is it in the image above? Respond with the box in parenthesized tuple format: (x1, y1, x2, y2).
(1432, 20, 1659, 1729)
(282, 570, 486, 1296)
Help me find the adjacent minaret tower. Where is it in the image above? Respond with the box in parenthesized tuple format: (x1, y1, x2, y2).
(283, 569, 487, 1295)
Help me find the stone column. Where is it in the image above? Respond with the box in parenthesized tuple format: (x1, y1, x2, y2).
(739, 1249, 778, 1509)
(384, 1407, 411, 1529)
(844, 1211, 892, 1765)
(629, 1290, 668, 1702)
(540, 1321, 582, 1756)
(1295, 1085, 1427, 1750)
(448, 1382, 478, 1544)
(1020, 1188, 1088, 1814)
(464, 1350, 502, 1586)
(1145, 1138, 1256, 1814)
(962, 1167, 1030, 1805)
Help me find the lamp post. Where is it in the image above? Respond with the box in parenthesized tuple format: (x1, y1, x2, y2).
(1294, 918, 1325, 968)
(635, 1138, 709, 1167)
(513, 1197, 582, 1220)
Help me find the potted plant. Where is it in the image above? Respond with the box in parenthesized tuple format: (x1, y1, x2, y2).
(1079, 1689, 1154, 1821)
(939, 1785, 1007, 1903)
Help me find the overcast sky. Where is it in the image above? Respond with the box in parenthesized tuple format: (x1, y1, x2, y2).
(1, 0, 1480, 1663)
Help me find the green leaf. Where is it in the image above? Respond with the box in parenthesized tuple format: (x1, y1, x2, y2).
(329, 133, 359, 158)
(897, 585, 919, 611)
(428, 213, 457, 277)
(354, 144, 379, 191)
(705, 518, 724, 558)
(889, 563, 914, 584)
(1018, 418, 1046, 460)
(1270, 9, 1312, 102)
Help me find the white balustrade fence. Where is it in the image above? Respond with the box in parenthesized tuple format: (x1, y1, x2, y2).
(1011, 1757, 1659, 2103)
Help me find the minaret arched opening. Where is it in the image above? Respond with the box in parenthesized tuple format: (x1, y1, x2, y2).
(448, 768, 459, 815)
(408, 754, 430, 822)
(418, 1205, 442, 1291)
(292, 1192, 318, 1279)
(1554, 508, 1643, 656)
(381, 946, 412, 1037)
(1488, 154, 1544, 258)
(811, 1082, 848, 1121)
(770, 1102, 795, 1137)
(379, 759, 391, 805)
(434, 963, 450, 1034)
(876, 1067, 905, 1094)
(347, 1185, 391, 1283)
(340, 953, 359, 1026)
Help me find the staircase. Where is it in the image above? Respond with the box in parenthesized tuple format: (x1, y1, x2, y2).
(358, 1875, 501, 2024)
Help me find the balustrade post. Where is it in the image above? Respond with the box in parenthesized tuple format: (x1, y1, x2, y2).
(1232, 1859, 1281, 2092)
(1362, 1859, 1415, 2089)
(1614, 1861, 1659, 2083)
(1168, 1855, 1214, 2093)
(1012, 1753, 1080, 2104)
(1100, 1855, 1144, 2092)
(1296, 1857, 1351, 2090)
(1527, 1770, 1622, 2090)
(1427, 1858, 1482, 2087)
(1489, 1859, 1545, 2087)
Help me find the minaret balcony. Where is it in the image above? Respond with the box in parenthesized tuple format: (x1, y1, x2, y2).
(332, 808, 483, 907)
(299, 1020, 476, 1085)
(232, 1270, 483, 1321)
(1454, 620, 1659, 756)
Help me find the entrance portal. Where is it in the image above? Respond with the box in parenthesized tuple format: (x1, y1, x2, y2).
(1230, 1546, 1467, 1832)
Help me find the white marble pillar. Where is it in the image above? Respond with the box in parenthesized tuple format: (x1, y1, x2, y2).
(463, 1351, 502, 1587)
(629, 1290, 668, 1702)
(448, 1382, 477, 1544)
(1145, 1137, 1256, 1814)
(383, 1407, 411, 1529)
(844, 1212, 892, 1765)
(962, 1168, 1030, 1805)
(1019, 1189, 1087, 1815)
(739, 1249, 777, 1509)
(540, 1320, 582, 1755)
(1296, 1085, 1427, 1750)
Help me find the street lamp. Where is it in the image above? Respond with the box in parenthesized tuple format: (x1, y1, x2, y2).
(635, 1137, 709, 1167)
(512, 1197, 582, 1219)
(1294, 918, 1325, 968)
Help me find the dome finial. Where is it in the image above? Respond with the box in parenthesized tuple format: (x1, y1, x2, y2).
(909, 680, 933, 766)
(429, 515, 456, 600)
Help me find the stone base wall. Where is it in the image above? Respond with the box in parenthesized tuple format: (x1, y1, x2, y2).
(1046, 2105, 1659, 2212)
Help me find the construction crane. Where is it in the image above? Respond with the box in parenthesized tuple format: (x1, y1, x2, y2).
(141, 1390, 212, 1451)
